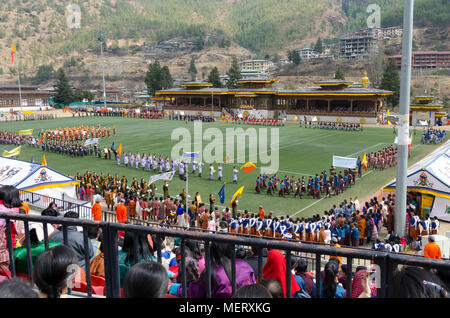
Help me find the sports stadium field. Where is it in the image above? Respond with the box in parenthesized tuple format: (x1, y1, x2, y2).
(0, 116, 442, 218)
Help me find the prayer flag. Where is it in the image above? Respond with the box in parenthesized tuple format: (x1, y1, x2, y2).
(42, 155, 47, 166)
(2, 146, 21, 158)
(218, 184, 225, 204)
(38, 135, 45, 145)
(362, 153, 368, 171)
(230, 185, 244, 207)
(19, 129, 33, 135)
(117, 143, 122, 156)
(11, 41, 15, 64)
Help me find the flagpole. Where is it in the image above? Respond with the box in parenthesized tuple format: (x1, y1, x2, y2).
(15, 53, 23, 111)
(185, 166, 189, 221)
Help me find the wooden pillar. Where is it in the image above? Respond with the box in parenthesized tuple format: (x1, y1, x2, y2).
(350, 99, 353, 113)
(203, 97, 206, 108)
(189, 97, 192, 107)
(327, 99, 330, 112)
(306, 99, 309, 111)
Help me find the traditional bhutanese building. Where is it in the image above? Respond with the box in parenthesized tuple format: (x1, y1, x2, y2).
(155, 75, 392, 124)
(0, 84, 53, 109)
(409, 96, 445, 126)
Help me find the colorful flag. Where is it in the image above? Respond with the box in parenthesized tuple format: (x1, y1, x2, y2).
(240, 161, 256, 174)
(38, 135, 45, 145)
(387, 109, 391, 125)
(409, 133, 413, 148)
(148, 171, 175, 185)
(117, 143, 122, 156)
(362, 153, 368, 171)
(218, 183, 225, 204)
(19, 129, 33, 136)
(195, 193, 202, 207)
(11, 41, 15, 64)
(2, 146, 21, 157)
(182, 152, 199, 159)
(230, 185, 244, 207)
(42, 155, 47, 166)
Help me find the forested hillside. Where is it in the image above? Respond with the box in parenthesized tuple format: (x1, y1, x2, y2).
(0, 0, 448, 79)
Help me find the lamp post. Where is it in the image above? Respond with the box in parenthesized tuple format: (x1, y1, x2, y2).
(98, 32, 107, 109)
(394, 0, 414, 237)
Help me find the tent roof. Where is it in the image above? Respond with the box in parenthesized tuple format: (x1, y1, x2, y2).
(383, 140, 450, 198)
(0, 156, 78, 191)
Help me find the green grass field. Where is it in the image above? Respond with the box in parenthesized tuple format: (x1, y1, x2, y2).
(0, 116, 442, 218)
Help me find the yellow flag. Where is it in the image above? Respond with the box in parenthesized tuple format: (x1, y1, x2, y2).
(19, 129, 33, 135)
(117, 143, 122, 155)
(2, 146, 21, 157)
(42, 155, 47, 166)
(387, 109, 392, 125)
(362, 153, 368, 171)
(230, 185, 245, 207)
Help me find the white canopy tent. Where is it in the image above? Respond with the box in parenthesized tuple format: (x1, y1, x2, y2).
(382, 140, 450, 221)
(0, 156, 80, 202)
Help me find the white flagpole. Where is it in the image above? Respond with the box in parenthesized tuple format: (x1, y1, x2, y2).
(15, 51, 23, 111)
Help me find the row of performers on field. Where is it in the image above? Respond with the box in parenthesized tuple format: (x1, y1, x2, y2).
(40, 125, 116, 142)
(302, 121, 362, 131)
(168, 113, 216, 122)
(224, 116, 285, 126)
(256, 168, 358, 199)
(366, 145, 399, 170)
(0, 131, 37, 146)
(1, 113, 56, 121)
(41, 140, 112, 158)
(92, 108, 164, 119)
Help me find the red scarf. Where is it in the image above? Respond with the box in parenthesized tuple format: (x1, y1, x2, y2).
(263, 249, 300, 297)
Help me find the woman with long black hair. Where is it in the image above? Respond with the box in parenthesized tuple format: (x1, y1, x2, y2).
(170, 241, 255, 298)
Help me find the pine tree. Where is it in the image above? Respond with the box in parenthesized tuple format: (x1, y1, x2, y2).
(334, 66, 345, 80)
(207, 67, 222, 88)
(188, 57, 198, 81)
(314, 37, 323, 54)
(288, 50, 301, 65)
(161, 66, 173, 90)
(53, 68, 74, 106)
(226, 57, 242, 89)
(145, 61, 163, 96)
(380, 59, 400, 107)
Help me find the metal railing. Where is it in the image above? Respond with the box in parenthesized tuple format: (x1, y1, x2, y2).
(19, 190, 92, 220)
(2, 211, 450, 299)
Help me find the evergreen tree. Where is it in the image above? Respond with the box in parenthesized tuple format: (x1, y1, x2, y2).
(145, 61, 163, 96)
(314, 37, 323, 54)
(188, 57, 198, 81)
(161, 65, 173, 90)
(226, 57, 242, 89)
(207, 67, 222, 88)
(33, 64, 54, 85)
(380, 59, 400, 107)
(53, 68, 74, 106)
(288, 50, 301, 65)
(334, 66, 345, 80)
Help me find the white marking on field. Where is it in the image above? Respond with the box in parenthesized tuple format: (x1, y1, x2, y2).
(292, 197, 327, 217)
(346, 143, 388, 157)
